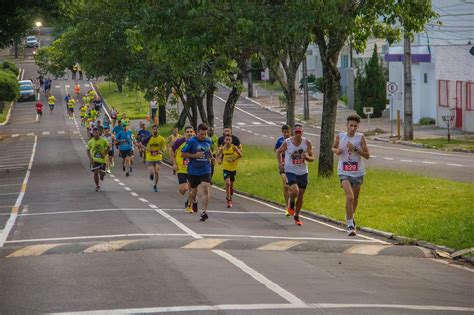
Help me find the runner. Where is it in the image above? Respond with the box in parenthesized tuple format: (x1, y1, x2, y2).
(115, 121, 134, 177)
(167, 127, 182, 174)
(80, 104, 88, 126)
(103, 115, 111, 130)
(332, 114, 370, 236)
(102, 126, 115, 173)
(67, 97, 75, 119)
(87, 127, 109, 192)
(47, 94, 56, 114)
(35, 100, 43, 123)
(141, 125, 166, 192)
(208, 127, 219, 182)
(276, 124, 315, 226)
(74, 83, 80, 98)
(274, 124, 291, 216)
(216, 134, 242, 208)
(172, 126, 194, 213)
(181, 123, 215, 221)
(110, 106, 118, 127)
(136, 122, 151, 163)
(217, 126, 242, 195)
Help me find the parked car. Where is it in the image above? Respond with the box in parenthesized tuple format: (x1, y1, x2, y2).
(18, 80, 35, 101)
(25, 36, 39, 48)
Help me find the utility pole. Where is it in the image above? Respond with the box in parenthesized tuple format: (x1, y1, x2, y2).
(302, 54, 309, 120)
(247, 59, 253, 98)
(403, 33, 413, 140)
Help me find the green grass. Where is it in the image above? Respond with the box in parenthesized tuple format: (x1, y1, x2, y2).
(255, 80, 283, 92)
(96, 82, 148, 120)
(0, 102, 12, 123)
(414, 137, 474, 152)
(210, 145, 473, 250)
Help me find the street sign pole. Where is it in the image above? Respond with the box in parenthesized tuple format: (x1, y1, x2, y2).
(390, 98, 394, 137)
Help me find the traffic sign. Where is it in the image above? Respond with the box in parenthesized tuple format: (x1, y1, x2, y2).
(387, 82, 399, 98)
(261, 68, 269, 81)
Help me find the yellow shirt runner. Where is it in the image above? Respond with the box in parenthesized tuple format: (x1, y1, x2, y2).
(145, 135, 166, 162)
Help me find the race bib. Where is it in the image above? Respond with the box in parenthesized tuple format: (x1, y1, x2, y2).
(343, 161, 358, 172)
(292, 156, 305, 165)
(95, 152, 103, 158)
(151, 151, 159, 156)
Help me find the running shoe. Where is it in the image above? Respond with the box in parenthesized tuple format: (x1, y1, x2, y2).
(227, 199, 233, 208)
(185, 205, 194, 213)
(347, 225, 356, 236)
(126, 171, 130, 177)
(95, 186, 100, 192)
(106, 169, 111, 174)
(130, 166, 133, 173)
(192, 202, 198, 213)
(200, 212, 208, 222)
(185, 200, 189, 209)
(153, 185, 158, 192)
(294, 216, 302, 226)
(287, 207, 295, 216)
(149, 174, 154, 181)
(285, 209, 291, 217)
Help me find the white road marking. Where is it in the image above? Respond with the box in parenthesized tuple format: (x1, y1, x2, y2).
(213, 249, 306, 305)
(138, 197, 148, 203)
(422, 161, 436, 164)
(400, 159, 413, 163)
(371, 155, 377, 158)
(118, 182, 125, 186)
(262, 135, 268, 138)
(304, 132, 320, 137)
(84, 84, 90, 87)
(130, 192, 138, 196)
(54, 85, 60, 89)
(254, 133, 260, 136)
(42, 131, 50, 135)
(214, 94, 276, 125)
(237, 122, 246, 125)
(57, 131, 65, 135)
(65, 85, 70, 88)
(123, 187, 131, 191)
(155, 208, 202, 239)
(0, 192, 19, 196)
(252, 122, 261, 125)
(110, 174, 115, 178)
(269, 136, 275, 139)
(26, 132, 34, 136)
(0, 163, 29, 169)
(5, 233, 191, 244)
(48, 303, 474, 314)
(203, 234, 377, 243)
(240, 128, 247, 131)
(447, 163, 463, 167)
(148, 204, 158, 209)
(383, 157, 394, 161)
(113, 178, 120, 182)
(0, 135, 37, 247)
(0, 183, 21, 187)
(344, 244, 391, 255)
(368, 143, 465, 157)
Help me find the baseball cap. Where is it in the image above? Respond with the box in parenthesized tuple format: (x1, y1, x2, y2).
(294, 125, 303, 133)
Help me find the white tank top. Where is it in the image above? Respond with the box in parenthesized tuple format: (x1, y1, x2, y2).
(284, 137, 309, 175)
(103, 133, 113, 146)
(337, 132, 365, 177)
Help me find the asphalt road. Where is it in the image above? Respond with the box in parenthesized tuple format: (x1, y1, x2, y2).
(0, 54, 472, 314)
(211, 86, 474, 183)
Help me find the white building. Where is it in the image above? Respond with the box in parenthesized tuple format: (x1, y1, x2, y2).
(385, 0, 474, 132)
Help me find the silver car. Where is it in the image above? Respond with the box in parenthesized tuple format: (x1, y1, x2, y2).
(26, 36, 39, 48)
(18, 80, 36, 101)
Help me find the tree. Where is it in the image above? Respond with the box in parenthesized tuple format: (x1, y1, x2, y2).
(1, 60, 19, 77)
(0, 70, 19, 113)
(312, 0, 436, 177)
(258, 2, 314, 127)
(354, 44, 387, 118)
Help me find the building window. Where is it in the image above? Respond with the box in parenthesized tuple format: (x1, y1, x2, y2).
(341, 55, 349, 68)
(467, 82, 474, 111)
(424, 73, 428, 83)
(438, 80, 449, 107)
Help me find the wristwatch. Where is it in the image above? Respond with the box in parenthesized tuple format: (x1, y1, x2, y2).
(354, 146, 358, 152)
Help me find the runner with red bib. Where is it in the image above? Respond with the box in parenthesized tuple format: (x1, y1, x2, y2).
(35, 100, 44, 123)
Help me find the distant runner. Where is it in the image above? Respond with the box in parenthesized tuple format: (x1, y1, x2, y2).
(141, 125, 166, 192)
(274, 124, 291, 216)
(87, 127, 108, 192)
(217, 134, 242, 208)
(115, 121, 134, 177)
(47, 95, 56, 114)
(35, 100, 43, 123)
(172, 126, 194, 213)
(332, 114, 370, 236)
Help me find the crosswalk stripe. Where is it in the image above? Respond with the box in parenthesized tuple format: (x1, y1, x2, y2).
(54, 85, 60, 89)
(237, 122, 246, 125)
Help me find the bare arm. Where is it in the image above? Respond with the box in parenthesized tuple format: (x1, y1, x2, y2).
(331, 134, 342, 155)
(276, 141, 287, 165)
(233, 145, 242, 160)
(358, 136, 370, 160)
(303, 140, 315, 162)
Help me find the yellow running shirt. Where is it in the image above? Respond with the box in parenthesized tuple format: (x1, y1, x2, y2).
(145, 135, 166, 161)
(175, 140, 189, 174)
(48, 95, 56, 105)
(222, 145, 239, 171)
(87, 137, 108, 164)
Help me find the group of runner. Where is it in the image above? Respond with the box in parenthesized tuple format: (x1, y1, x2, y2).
(86, 110, 369, 233)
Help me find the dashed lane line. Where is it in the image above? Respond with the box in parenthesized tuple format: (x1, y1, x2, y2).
(447, 163, 463, 167)
(422, 161, 437, 164)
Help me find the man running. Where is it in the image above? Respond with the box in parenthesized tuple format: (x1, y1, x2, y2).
(172, 126, 194, 213)
(274, 124, 291, 216)
(332, 114, 370, 236)
(87, 127, 109, 192)
(217, 126, 242, 194)
(181, 123, 215, 221)
(276, 124, 315, 226)
(67, 97, 75, 119)
(136, 122, 151, 162)
(217, 134, 242, 208)
(140, 125, 166, 192)
(35, 100, 43, 123)
(102, 126, 115, 173)
(47, 94, 55, 114)
(115, 121, 134, 177)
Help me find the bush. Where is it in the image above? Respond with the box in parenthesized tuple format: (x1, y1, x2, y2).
(1, 60, 19, 77)
(0, 70, 20, 113)
(419, 117, 436, 125)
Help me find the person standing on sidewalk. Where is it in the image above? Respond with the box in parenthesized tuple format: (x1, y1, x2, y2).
(181, 123, 215, 222)
(276, 124, 315, 226)
(332, 114, 370, 236)
(149, 98, 158, 124)
(274, 124, 291, 215)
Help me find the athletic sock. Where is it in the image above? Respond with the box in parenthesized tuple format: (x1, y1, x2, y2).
(289, 200, 295, 210)
(347, 219, 354, 227)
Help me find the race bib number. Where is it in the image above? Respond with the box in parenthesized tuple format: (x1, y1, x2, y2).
(343, 161, 358, 172)
(95, 152, 103, 158)
(292, 156, 305, 165)
(151, 151, 159, 156)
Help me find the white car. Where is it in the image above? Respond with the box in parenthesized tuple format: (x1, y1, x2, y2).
(26, 36, 39, 48)
(18, 80, 36, 101)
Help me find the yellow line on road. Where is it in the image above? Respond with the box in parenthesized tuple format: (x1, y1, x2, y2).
(182, 239, 227, 249)
(83, 240, 137, 253)
(257, 240, 305, 251)
(344, 245, 391, 255)
(7, 243, 64, 258)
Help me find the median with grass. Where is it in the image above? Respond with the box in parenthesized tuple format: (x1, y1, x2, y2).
(96, 82, 148, 120)
(414, 137, 474, 153)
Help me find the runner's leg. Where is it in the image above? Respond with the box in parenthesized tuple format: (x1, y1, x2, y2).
(341, 180, 355, 220)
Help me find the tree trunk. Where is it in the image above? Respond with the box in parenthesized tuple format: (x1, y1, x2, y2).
(318, 53, 341, 177)
(158, 103, 166, 125)
(403, 34, 413, 140)
(189, 95, 198, 130)
(286, 71, 296, 127)
(197, 95, 209, 126)
(14, 41, 19, 59)
(176, 107, 188, 129)
(206, 85, 215, 127)
(223, 85, 241, 128)
(0, 101, 4, 113)
(116, 81, 123, 93)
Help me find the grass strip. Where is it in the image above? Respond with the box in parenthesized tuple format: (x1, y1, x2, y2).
(96, 82, 148, 120)
(208, 145, 473, 251)
(0, 102, 12, 124)
(414, 137, 474, 152)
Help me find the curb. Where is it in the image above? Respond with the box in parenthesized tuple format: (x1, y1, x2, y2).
(0, 68, 23, 126)
(373, 137, 474, 154)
